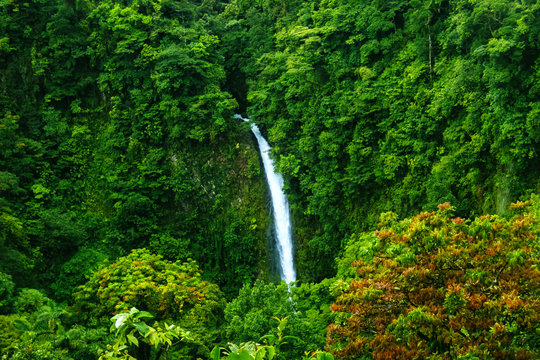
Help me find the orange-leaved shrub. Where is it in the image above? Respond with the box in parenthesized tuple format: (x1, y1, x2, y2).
(327, 199, 539, 359)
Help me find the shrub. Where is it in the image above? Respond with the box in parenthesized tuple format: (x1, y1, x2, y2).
(73, 248, 226, 358)
(14, 288, 50, 314)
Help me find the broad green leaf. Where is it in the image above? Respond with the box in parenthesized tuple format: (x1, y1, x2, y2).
(210, 346, 221, 360)
(133, 310, 154, 320)
(228, 350, 254, 360)
(127, 333, 139, 346)
(255, 347, 266, 360)
(132, 321, 150, 336)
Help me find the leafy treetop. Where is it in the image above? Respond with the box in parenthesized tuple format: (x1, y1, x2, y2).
(327, 199, 540, 359)
(74, 248, 224, 322)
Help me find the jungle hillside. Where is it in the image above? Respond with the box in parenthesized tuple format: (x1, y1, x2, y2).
(0, 0, 539, 359)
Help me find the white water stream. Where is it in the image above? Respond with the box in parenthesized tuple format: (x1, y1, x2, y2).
(235, 114, 296, 284)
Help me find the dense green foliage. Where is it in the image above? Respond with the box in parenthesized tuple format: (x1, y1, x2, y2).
(223, 0, 540, 281)
(0, 0, 270, 300)
(1, 0, 539, 359)
(224, 279, 333, 359)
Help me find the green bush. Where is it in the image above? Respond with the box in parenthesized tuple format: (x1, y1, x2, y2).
(15, 288, 50, 314)
(74, 248, 226, 358)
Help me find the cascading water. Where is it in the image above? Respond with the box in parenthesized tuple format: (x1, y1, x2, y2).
(235, 114, 296, 284)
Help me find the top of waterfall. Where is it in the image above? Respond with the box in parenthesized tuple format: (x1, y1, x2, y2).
(234, 114, 249, 122)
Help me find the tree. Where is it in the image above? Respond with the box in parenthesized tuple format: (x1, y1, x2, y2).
(327, 200, 540, 359)
(74, 249, 226, 358)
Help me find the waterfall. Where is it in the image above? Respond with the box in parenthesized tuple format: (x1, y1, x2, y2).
(235, 114, 296, 284)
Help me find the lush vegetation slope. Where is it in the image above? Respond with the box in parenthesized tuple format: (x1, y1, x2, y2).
(0, 0, 272, 299)
(223, 0, 540, 281)
(0, 0, 538, 359)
